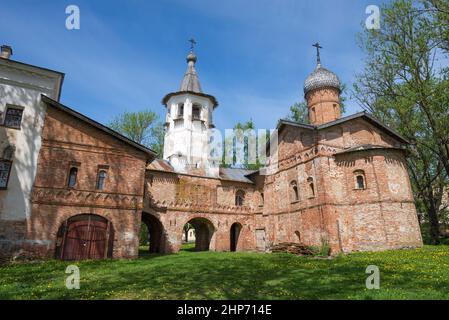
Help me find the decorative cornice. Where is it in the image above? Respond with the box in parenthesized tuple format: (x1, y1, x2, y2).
(31, 186, 143, 210)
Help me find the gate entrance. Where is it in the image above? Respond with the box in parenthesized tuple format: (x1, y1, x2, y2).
(56, 214, 113, 261)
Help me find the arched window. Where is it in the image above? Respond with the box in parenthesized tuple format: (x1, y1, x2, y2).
(67, 167, 78, 188)
(96, 170, 107, 190)
(290, 180, 299, 202)
(235, 189, 245, 206)
(192, 104, 201, 120)
(354, 170, 366, 189)
(307, 177, 315, 198)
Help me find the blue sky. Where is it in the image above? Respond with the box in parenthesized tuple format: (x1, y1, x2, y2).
(0, 0, 384, 131)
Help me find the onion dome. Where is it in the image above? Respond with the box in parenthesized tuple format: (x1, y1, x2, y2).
(304, 63, 341, 96)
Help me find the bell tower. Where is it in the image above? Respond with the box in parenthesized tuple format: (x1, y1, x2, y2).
(162, 40, 219, 176)
(304, 43, 341, 125)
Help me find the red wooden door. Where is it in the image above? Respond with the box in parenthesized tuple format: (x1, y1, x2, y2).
(62, 215, 110, 260)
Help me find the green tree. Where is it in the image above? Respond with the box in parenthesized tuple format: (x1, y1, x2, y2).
(183, 223, 193, 243)
(353, 0, 449, 243)
(109, 110, 164, 156)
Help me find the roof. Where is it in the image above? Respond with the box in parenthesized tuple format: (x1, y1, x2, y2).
(180, 52, 202, 93)
(0, 57, 65, 101)
(219, 167, 257, 183)
(146, 159, 175, 172)
(161, 51, 219, 108)
(277, 111, 410, 145)
(0, 57, 65, 78)
(162, 91, 218, 108)
(146, 159, 256, 184)
(304, 64, 341, 97)
(41, 95, 157, 158)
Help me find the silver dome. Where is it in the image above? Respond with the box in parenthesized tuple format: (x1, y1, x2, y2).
(304, 64, 341, 96)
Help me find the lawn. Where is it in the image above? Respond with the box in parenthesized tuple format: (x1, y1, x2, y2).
(0, 245, 448, 300)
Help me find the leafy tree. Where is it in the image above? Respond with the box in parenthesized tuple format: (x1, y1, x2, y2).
(183, 223, 193, 243)
(353, 0, 449, 243)
(139, 222, 149, 246)
(109, 110, 164, 156)
(288, 101, 309, 124)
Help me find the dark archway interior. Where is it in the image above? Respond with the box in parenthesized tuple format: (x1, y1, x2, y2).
(141, 212, 164, 254)
(186, 218, 215, 251)
(230, 223, 242, 252)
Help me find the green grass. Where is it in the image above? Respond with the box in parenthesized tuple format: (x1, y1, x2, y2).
(1, 245, 448, 300)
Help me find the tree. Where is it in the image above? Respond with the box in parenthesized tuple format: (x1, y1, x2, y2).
(287, 84, 347, 123)
(353, 0, 449, 243)
(183, 223, 193, 243)
(109, 110, 164, 156)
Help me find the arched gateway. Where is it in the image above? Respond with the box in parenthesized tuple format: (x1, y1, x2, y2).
(230, 222, 242, 252)
(55, 214, 114, 261)
(185, 217, 215, 251)
(141, 212, 165, 253)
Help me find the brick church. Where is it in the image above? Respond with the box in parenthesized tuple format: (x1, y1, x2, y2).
(0, 43, 422, 261)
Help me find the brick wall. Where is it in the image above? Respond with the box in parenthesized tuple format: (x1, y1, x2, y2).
(20, 105, 150, 260)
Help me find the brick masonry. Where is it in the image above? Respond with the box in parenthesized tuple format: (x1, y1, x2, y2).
(2, 89, 423, 262)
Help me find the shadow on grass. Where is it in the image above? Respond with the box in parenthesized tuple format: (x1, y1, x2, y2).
(1, 246, 448, 300)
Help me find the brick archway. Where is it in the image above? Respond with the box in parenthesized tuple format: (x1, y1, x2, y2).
(230, 222, 242, 252)
(184, 217, 215, 251)
(141, 212, 165, 253)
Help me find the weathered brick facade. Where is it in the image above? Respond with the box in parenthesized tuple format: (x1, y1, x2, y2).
(23, 97, 154, 260)
(141, 115, 422, 256)
(0, 49, 423, 261)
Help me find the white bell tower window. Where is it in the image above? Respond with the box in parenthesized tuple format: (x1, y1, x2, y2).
(192, 103, 201, 120)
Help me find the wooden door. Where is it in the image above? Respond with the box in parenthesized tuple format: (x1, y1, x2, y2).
(62, 215, 110, 260)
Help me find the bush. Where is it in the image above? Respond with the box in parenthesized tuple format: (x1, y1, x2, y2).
(307, 238, 331, 257)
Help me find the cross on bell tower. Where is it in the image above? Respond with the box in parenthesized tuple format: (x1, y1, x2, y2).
(312, 42, 322, 66)
(189, 38, 197, 52)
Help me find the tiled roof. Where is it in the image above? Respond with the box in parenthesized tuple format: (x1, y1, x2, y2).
(219, 167, 257, 184)
(146, 159, 175, 172)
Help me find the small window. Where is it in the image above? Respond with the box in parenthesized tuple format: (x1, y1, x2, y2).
(178, 103, 184, 117)
(96, 170, 107, 190)
(235, 189, 245, 206)
(4, 107, 23, 129)
(354, 170, 366, 189)
(67, 167, 78, 188)
(290, 180, 299, 202)
(260, 192, 264, 206)
(307, 177, 315, 198)
(0, 160, 12, 189)
(192, 104, 201, 120)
